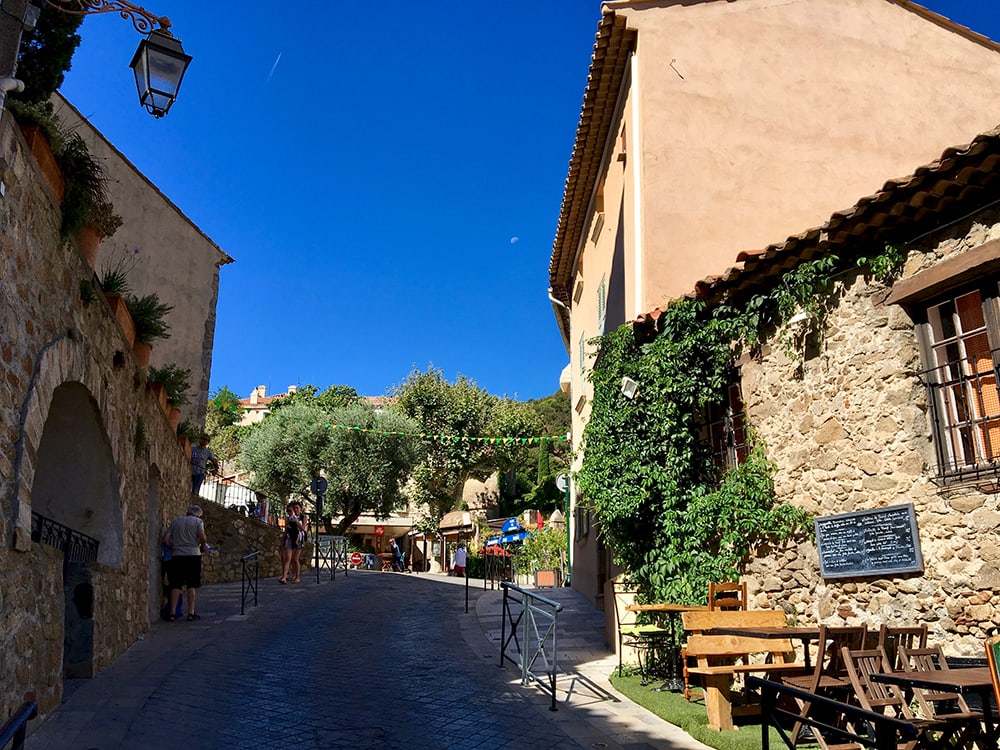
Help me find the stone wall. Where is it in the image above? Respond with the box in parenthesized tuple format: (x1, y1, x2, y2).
(742, 208, 1000, 656)
(0, 113, 191, 716)
(200, 501, 283, 583)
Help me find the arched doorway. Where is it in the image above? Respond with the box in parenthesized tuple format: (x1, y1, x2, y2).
(32, 382, 122, 678)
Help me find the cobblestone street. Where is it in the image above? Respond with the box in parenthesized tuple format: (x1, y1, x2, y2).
(24, 572, 708, 750)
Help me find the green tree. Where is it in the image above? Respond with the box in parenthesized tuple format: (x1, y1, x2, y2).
(237, 401, 420, 534)
(268, 384, 358, 413)
(394, 366, 498, 520)
(322, 403, 421, 534)
(13, 6, 83, 103)
(238, 402, 333, 503)
(203, 386, 245, 463)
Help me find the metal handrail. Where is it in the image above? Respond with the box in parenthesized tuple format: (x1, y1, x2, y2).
(0, 701, 37, 750)
(748, 676, 920, 749)
(240, 551, 259, 615)
(198, 471, 280, 526)
(499, 581, 563, 711)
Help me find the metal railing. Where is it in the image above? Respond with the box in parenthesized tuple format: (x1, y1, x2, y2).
(0, 700, 37, 750)
(749, 676, 919, 749)
(312, 535, 349, 582)
(31, 513, 99, 563)
(198, 472, 279, 526)
(499, 581, 563, 711)
(240, 551, 259, 615)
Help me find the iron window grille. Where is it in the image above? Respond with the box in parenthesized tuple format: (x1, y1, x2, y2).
(919, 288, 1000, 483)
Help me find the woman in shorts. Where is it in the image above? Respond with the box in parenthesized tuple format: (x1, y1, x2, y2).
(279, 502, 304, 583)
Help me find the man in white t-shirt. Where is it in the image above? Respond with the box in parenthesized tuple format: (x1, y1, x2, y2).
(163, 505, 208, 621)
(453, 542, 467, 577)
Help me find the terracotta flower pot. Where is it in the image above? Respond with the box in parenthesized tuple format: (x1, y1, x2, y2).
(104, 293, 135, 348)
(150, 382, 169, 413)
(167, 406, 181, 433)
(76, 225, 102, 271)
(19, 124, 65, 203)
(133, 341, 152, 371)
(177, 434, 192, 459)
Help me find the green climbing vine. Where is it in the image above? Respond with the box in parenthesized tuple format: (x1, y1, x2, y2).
(577, 243, 905, 603)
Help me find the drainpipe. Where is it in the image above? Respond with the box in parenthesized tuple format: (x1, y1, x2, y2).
(630, 51, 643, 318)
(0, 77, 24, 114)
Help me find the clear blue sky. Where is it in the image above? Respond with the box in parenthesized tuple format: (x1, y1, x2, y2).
(57, 1, 1000, 402)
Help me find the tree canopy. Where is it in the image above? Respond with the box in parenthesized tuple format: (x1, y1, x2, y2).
(236, 401, 420, 534)
(14, 6, 83, 103)
(393, 366, 542, 522)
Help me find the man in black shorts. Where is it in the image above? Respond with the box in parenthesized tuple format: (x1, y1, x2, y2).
(163, 505, 208, 621)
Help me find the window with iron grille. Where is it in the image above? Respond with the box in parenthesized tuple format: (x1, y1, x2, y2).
(918, 287, 1000, 481)
(700, 377, 749, 471)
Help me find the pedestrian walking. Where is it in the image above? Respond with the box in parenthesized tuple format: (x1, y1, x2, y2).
(453, 542, 468, 577)
(190, 436, 218, 494)
(162, 505, 208, 621)
(280, 502, 305, 584)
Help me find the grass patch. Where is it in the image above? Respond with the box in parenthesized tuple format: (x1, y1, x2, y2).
(608, 672, 798, 750)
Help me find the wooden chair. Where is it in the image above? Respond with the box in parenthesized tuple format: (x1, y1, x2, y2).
(611, 579, 670, 684)
(842, 646, 969, 750)
(783, 625, 868, 745)
(708, 581, 747, 611)
(877, 624, 927, 672)
(898, 644, 982, 745)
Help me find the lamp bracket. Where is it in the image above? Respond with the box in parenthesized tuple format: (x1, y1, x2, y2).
(41, 0, 171, 34)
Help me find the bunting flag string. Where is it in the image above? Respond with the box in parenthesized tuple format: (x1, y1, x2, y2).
(297, 420, 568, 445)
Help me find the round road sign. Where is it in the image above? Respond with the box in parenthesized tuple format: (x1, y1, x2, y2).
(350, 552, 363, 566)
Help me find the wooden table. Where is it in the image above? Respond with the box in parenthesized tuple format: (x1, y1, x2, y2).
(707, 626, 823, 670)
(626, 603, 709, 691)
(872, 667, 998, 749)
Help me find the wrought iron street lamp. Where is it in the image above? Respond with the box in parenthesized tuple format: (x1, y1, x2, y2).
(42, 0, 192, 117)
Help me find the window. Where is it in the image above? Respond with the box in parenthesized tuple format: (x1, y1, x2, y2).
(920, 288, 1000, 479)
(700, 376, 749, 471)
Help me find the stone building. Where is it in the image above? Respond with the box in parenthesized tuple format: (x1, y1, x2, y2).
(51, 95, 233, 430)
(0, 104, 222, 717)
(551, 0, 1000, 609)
(664, 126, 1000, 653)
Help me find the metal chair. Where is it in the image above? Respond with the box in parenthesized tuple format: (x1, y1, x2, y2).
(707, 581, 747, 611)
(612, 579, 670, 684)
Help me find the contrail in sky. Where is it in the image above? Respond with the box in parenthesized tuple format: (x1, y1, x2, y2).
(265, 53, 282, 85)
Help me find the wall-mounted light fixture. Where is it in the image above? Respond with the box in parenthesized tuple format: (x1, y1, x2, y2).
(621, 376, 639, 400)
(39, 0, 192, 117)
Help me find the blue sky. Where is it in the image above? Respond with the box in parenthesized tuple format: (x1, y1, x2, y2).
(57, 1, 1000, 403)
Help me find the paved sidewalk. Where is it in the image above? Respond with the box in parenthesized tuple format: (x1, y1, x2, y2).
(22, 569, 710, 750)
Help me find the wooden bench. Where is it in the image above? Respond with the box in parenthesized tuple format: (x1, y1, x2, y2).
(681, 610, 806, 731)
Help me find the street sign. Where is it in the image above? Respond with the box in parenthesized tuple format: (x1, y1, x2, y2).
(310, 476, 328, 495)
(556, 473, 568, 492)
(374, 525, 384, 536)
(350, 552, 362, 566)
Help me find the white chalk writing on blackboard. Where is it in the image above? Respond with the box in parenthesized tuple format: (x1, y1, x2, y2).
(814, 504, 923, 579)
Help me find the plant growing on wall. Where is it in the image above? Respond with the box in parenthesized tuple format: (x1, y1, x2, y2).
(148, 363, 191, 407)
(127, 293, 173, 344)
(578, 242, 909, 603)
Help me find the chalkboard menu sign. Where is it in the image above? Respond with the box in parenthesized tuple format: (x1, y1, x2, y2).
(814, 503, 924, 579)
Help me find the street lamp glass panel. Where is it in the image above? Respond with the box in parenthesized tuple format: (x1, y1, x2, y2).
(130, 30, 192, 118)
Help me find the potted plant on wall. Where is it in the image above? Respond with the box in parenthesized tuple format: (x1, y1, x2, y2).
(76, 201, 123, 271)
(148, 363, 190, 432)
(127, 293, 172, 371)
(176, 419, 199, 459)
(97, 247, 138, 345)
(6, 99, 66, 201)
